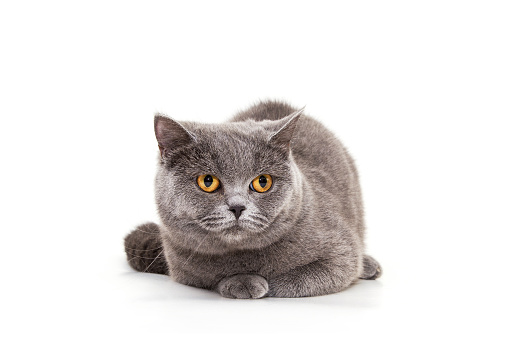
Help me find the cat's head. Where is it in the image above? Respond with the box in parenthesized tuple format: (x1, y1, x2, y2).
(154, 111, 303, 253)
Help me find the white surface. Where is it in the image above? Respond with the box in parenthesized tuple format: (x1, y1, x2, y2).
(1, 1, 508, 338)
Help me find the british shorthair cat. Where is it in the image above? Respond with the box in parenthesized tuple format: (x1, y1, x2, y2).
(124, 100, 381, 298)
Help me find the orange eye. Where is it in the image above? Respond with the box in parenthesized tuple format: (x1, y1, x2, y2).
(250, 174, 273, 193)
(197, 174, 221, 193)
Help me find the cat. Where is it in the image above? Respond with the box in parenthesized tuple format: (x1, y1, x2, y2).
(124, 100, 381, 298)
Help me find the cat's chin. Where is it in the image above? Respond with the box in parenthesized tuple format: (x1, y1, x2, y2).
(220, 229, 251, 244)
(213, 220, 266, 244)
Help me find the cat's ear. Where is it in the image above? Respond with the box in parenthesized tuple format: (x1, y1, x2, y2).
(154, 115, 195, 157)
(268, 109, 303, 152)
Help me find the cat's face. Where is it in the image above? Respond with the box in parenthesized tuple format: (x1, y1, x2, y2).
(154, 113, 302, 252)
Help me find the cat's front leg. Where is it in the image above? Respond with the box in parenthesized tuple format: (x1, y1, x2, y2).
(216, 274, 269, 299)
(268, 258, 359, 297)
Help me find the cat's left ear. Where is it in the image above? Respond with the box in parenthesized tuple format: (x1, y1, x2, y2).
(268, 109, 303, 152)
(154, 115, 196, 158)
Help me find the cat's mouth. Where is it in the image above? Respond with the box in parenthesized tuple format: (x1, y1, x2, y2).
(218, 219, 264, 232)
(200, 218, 268, 242)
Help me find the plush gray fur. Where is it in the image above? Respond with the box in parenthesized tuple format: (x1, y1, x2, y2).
(124, 100, 381, 298)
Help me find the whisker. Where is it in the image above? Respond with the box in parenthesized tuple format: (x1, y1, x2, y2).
(180, 232, 210, 270)
(250, 214, 269, 222)
(127, 254, 163, 262)
(243, 219, 267, 230)
(124, 245, 163, 252)
(143, 249, 164, 273)
(257, 229, 277, 249)
(131, 228, 160, 235)
(200, 216, 225, 222)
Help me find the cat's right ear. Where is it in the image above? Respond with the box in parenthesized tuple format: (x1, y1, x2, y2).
(154, 115, 195, 158)
(268, 109, 303, 153)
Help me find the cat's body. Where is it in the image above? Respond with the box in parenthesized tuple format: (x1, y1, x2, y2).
(125, 101, 381, 298)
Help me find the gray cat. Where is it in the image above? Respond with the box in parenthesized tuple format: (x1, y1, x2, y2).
(124, 100, 381, 298)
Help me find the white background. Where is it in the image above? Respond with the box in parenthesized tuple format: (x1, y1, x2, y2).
(1, 1, 508, 338)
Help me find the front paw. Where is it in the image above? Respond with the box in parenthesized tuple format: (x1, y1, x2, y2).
(217, 274, 269, 299)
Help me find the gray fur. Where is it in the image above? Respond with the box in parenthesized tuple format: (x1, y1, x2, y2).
(124, 100, 381, 298)
(124, 222, 166, 274)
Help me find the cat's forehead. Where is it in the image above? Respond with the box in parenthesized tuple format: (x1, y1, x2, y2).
(182, 120, 277, 150)
(184, 120, 271, 138)
(177, 120, 288, 178)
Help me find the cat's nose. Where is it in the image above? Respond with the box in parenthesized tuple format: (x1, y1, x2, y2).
(228, 205, 246, 219)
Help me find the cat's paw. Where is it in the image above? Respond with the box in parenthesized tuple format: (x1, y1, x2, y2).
(360, 254, 382, 280)
(217, 274, 269, 299)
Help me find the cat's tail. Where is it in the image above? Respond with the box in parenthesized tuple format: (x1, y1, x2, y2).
(360, 254, 382, 280)
(124, 222, 168, 275)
